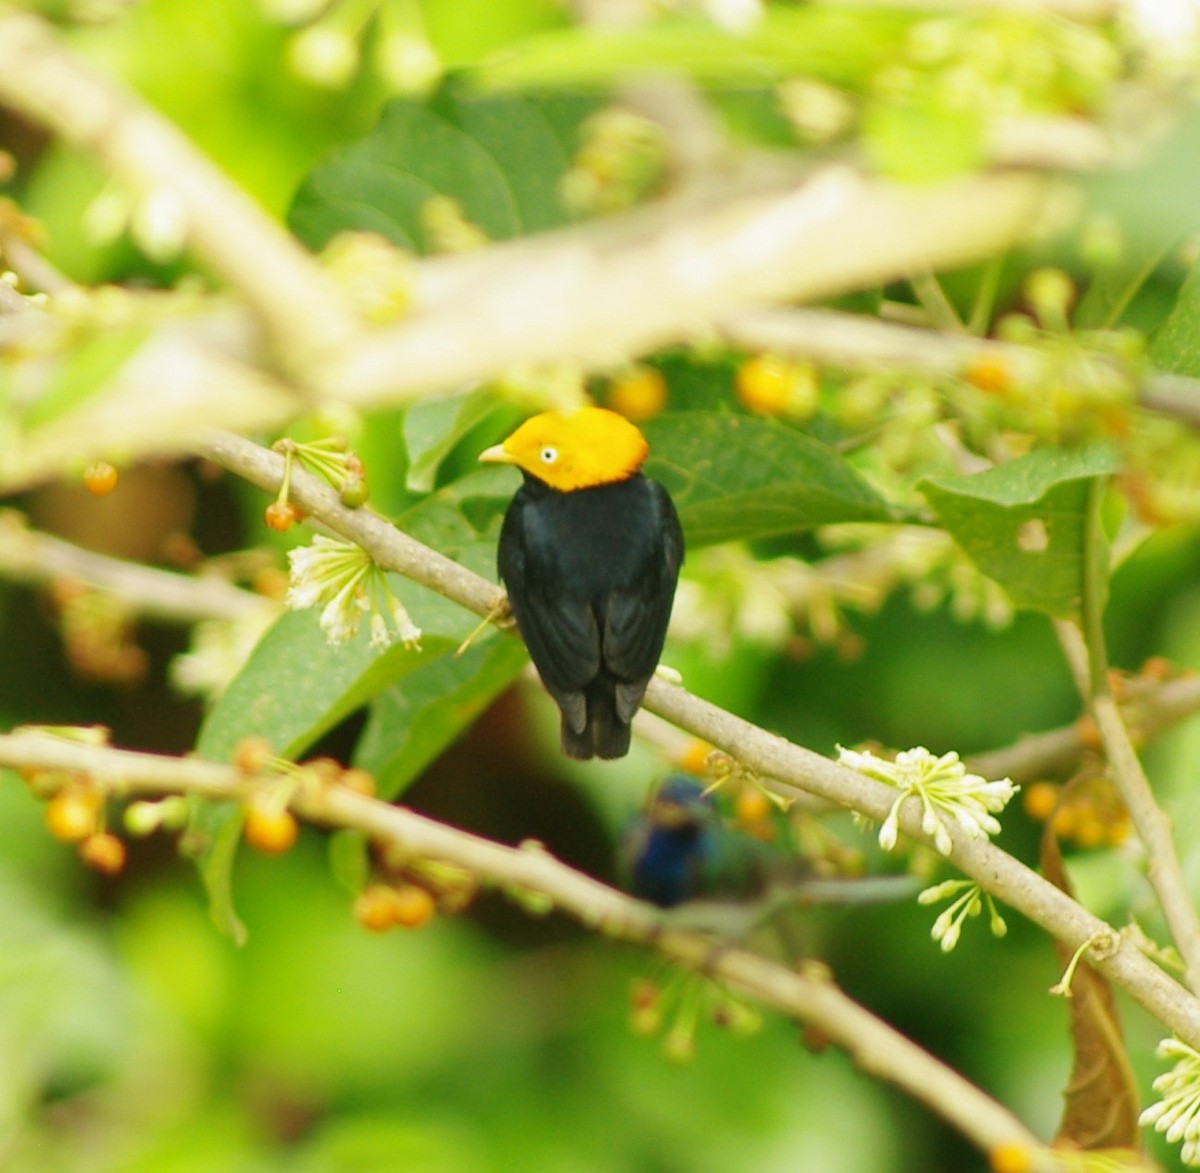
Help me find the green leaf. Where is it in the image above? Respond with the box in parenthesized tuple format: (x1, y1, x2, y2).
(404, 390, 502, 493)
(289, 85, 593, 253)
(919, 443, 1121, 618)
(642, 412, 892, 546)
(195, 610, 454, 764)
(1150, 257, 1200, 376)
(355, 634, 528, 801)
(475, 9, 916, 90)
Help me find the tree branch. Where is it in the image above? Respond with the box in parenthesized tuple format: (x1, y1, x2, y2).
(0, 8, 358, 370)
(721, 306, 1200, 429)
(0, 728, 1065, 1172)
(0, 511, 269, 624)
(193, 428, 1200, 1050)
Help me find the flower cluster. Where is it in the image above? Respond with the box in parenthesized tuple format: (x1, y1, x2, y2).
(287, 535, 421, 650)
(917, 879, 1007, 953)
(838, 745, 1018, 856)
(1140, 1038, 1200, 1166)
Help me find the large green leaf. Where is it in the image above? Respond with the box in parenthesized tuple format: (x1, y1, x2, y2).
(404, 390, 504, 493)
(642, 412, 893, 546)
(355, 634, 528, 801)
(919, 443, 1120, 618)
(289, 86, 593, 252)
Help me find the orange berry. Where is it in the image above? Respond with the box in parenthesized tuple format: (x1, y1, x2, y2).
(390, 884, 437, 928)
(355, 884, 402, 932)
(79, 831, 126, 875)
(232, 736, 275, 775)
(82, 460, 119, 495)
(963, 352, 1012, 395)
(735, 354, 817, 417)
(263, 500, 300, 532)
(45, 788, 102, 843)
(1022, 781, 1059, 823)
(988, 1142, 1032, 1173)
(607, 367, 668, 422)
(734, 787, 772, 826)
(676, 739, 713, 777)
(244, 803, 298, 855)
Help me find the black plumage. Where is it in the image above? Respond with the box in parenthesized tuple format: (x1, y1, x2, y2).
(498, 471, 684, 759)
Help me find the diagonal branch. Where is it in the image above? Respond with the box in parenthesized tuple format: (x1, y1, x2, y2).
(195, 427, 1200, 1049)
(0, 728, 1063, 1171)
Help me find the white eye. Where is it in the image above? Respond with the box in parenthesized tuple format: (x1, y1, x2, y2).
(539, 446, 558, 464)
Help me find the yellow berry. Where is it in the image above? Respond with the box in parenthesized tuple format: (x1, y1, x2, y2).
(1022, 781, 1059, 823)
(244, 803, 298, 855)
(607, 367, 668, 422)
(676, 740, 713, 777)
(355, 884, 402, 932)
(79, 831, 126, 875)
(82, 460, 119, 495)
(988, 1141, 1033, 1173)
(45, 788, 102, 843)
(735, 355, 818, 417)
(734, 787, 772, 826)
(390, 884, 437, 928)
(963, 352, 1012, 395)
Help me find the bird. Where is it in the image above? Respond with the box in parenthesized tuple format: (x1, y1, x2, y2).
(621, 774, 919, 943)
(479, 406, 684, 760)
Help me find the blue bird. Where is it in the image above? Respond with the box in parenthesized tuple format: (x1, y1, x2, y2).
(621, 774, 916, 933)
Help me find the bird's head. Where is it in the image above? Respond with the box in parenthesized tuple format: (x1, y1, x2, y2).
(643, 774, 715, 831)
(478, 406, 650, 492)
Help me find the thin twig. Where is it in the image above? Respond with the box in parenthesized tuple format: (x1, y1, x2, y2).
(0, 512, 269, 624)
(0, 729, 1066, 1172)
(194, 428, 1200, 1048)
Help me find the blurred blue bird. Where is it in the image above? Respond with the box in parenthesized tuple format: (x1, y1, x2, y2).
(621, 774, 915, 935)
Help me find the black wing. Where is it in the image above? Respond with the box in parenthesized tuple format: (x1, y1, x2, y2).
(498, 493, 600, 732)
(602, 480, 684, 718)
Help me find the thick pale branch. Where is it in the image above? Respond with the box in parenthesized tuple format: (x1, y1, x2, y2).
(0, 730, 1058, 1170)
(722, 306, 1200, 429)
(195, 428, 1200, 1049)
(330, 165, 1048, 405)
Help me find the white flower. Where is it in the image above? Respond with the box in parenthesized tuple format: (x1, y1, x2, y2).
(1141, 1037, 1200, 1165)
(287, 536, 421, 651)
(917, 879, 1007, 953)
(838, 745, 1018, 856)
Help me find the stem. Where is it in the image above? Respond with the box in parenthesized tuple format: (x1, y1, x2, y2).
(1072, 477, 1200, 993)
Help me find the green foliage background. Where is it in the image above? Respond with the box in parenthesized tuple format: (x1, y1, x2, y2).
(5, 1, 1200, 1171)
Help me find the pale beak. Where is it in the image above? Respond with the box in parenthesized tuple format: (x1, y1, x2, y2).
(478, 443, 514, 464)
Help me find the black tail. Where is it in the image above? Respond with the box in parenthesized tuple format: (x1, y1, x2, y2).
(560, 682, 632, 760)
